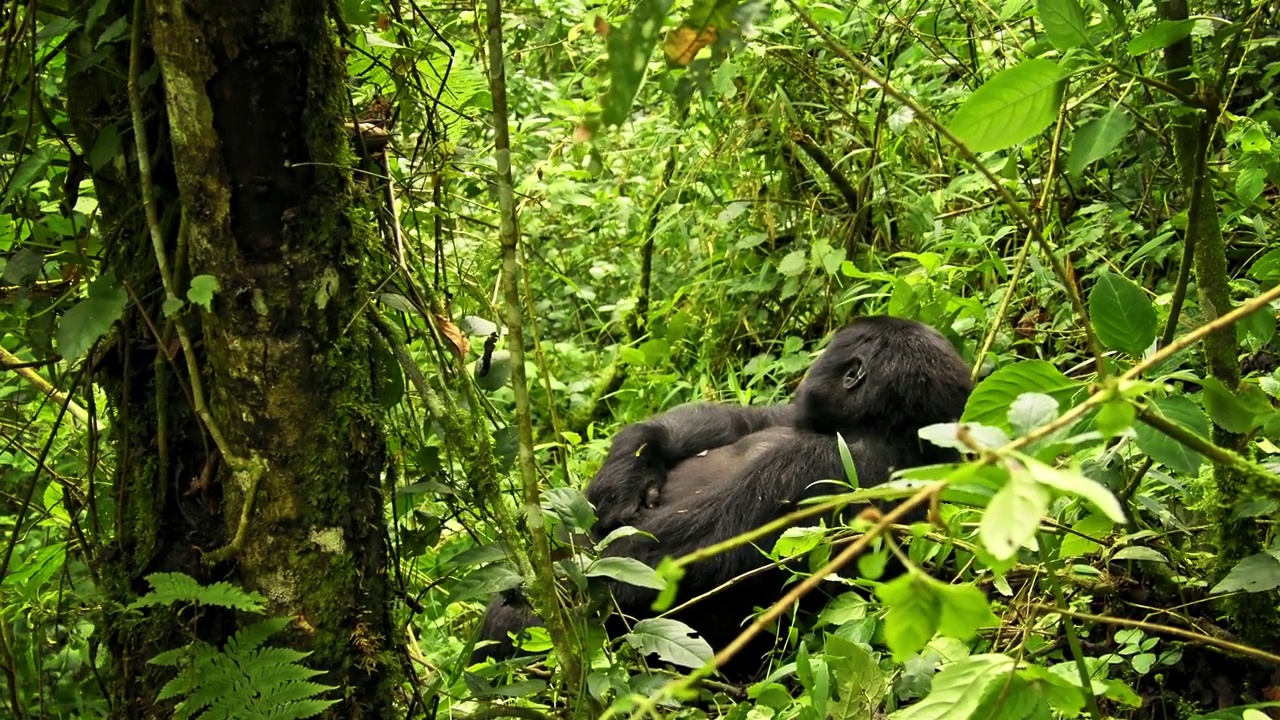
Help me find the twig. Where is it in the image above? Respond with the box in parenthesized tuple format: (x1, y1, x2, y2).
(1026, 604, 1280, 666)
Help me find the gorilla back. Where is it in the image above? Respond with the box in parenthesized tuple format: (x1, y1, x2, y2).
(472, 316, 973, 678)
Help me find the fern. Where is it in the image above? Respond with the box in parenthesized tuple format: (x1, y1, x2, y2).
(135, 573, 339, 719)
(128, 572, 268, 613)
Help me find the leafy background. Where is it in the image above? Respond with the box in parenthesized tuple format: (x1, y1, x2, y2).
(2, 0, 1280, 717)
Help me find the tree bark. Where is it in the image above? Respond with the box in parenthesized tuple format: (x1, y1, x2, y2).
(65, 0, 395, 716)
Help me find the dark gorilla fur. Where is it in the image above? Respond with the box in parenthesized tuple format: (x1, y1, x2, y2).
(471, 316, 973, 677)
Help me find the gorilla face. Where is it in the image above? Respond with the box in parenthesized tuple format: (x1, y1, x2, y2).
(793, 316, 972, 435)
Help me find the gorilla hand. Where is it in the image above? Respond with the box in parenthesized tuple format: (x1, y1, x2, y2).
(586, 422, 670, 536)
(585, 402, 797, 536)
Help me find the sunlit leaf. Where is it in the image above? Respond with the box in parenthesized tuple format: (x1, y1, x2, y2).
(624, 618, 712, 668)
(1036, 0, 1090, 51)
(949, 59, 1066, 152)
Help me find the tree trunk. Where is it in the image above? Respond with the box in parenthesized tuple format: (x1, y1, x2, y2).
(65, 1, 395, 716)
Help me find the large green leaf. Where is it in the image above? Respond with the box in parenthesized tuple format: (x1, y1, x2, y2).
(623, 618, 713, 668)
(1134, 396, 1208, 476)
(981, 465, 1049, 561)
(963, 361, 1084, 429)
(1127, 19, 1195, 56)
(1089, 271, 1157, 356)
(949, 59, 1066, 152)
(888, 654, 1020, 720)
(1036, 0, 1090, 51)
(1067, 108, 1134, 176)
(585, 557, 666, 590)
(56, 273, 127, 362)
(877, 574, 941, 661)
(601, 0, 675, 126)
(1211, 551, 1280, 594)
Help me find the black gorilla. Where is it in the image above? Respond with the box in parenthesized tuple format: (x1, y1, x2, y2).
(472, 316, 973, 677)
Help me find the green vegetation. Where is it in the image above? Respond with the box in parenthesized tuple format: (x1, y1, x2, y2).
(0, 0, 1278, 717)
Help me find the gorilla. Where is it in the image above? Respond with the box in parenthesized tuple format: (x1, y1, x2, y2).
(471, 316, 973, 678)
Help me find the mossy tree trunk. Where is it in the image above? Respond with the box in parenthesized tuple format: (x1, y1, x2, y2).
(65, 0, 395, 716)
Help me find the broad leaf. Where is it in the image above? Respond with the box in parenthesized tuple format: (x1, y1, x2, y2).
(1009, 393, 1060, 437)
(1201, 377, 1271, 434)
(1089, 271, 1157, 356)
(1037, 0, 1090, 51)
(187, 274, 220, 311)
(981, 463, 1050, 560)
(888, 654, 1020, 720)
(935, 583, 1001, 640)
(963, 361, 1084, 428)
(1134, 396, 1208, 476)
(1127, 19, 1195, 56)
(877, 574, 941, 661)
(949, 59, 1066, 153)
(601, 0, 675, 126)
(1022, 455, 1126, 523)
(57, 273, 128, 362)
(585, 557, 666, 590)
(1067, 108, 1134, 175)
(624, 618, 713, 669)
(1210, 551, 1280, 594)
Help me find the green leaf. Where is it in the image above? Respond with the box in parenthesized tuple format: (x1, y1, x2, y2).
(601, 0, 675, 126)
(1127, 19, 1195, 56)
(1089, 271, 1157, 356)
(772, 525, 825, 560)
(541, 486, 597, 531)
(919, 422, 1011, 452)
(187, 274, 220, 311)
(586, 557, 666, 590)
(935, 583, 1000, 640)
(1022, 455, 1127, 523)
(888, 654, 1019, 720)
(825, 634, 891, 718)
(1059, 516, 1111, 558)
(1202, 377, 1273, 434)
(2, 248, 43, 285)
(1067, 108, 1134, 175)
(949, 59, 1066, 153)
(836, 433, 860, 487)
(624, 618, 713, 669)
(1134, 396, 1208, 476)
(982, 463, 1051, 560)
(877, 574, 941, 661)
(56, 273, 128, 362)
(963, 361, 1084, 429)
(1112, 546, 1168, 563)
(1008, 393, 1060, 437)
(1248, 248, 1280, 285)
(778, 249, 807, 276)
(89, 124, 122, 171)
(162, 297, 185, 318)
(1210, 551, 1280, 594)
(2, 147, 51, 205)
(1036, 0, 1090, 51)
(1094, 399, 1136, 438)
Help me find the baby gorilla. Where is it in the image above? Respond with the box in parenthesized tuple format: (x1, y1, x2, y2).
(472, 316, 973, 678)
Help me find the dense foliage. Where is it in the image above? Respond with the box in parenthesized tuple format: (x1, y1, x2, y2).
(1, 0, 1278, 718)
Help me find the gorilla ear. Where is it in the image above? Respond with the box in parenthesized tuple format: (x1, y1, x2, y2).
(841, 357, 867, 391)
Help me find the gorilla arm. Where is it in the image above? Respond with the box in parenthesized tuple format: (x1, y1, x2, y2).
(586, 402, 796, 535)
(598, 431, 899, 611)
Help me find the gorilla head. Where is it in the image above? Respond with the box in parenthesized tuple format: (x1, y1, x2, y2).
(793, 315, 971, 436)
